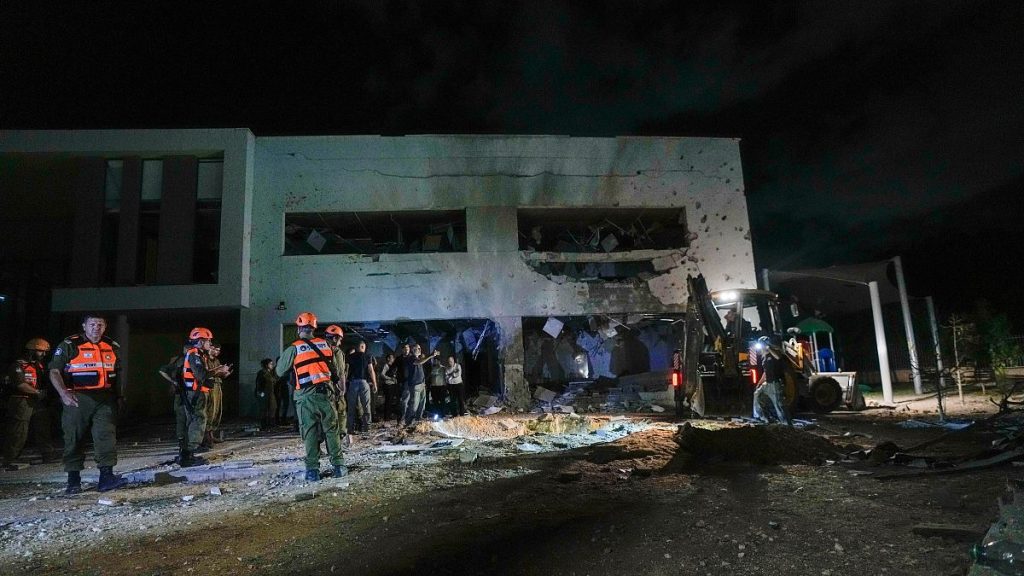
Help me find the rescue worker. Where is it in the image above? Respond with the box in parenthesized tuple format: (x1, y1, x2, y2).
(276, 312, 346, 481)
(202, 342, 226, 448)
(157, 344, 190, 456)
(48, 314, 128, 493)
(3, 338, 57, 468)
(180, 327, 233, 467)
(323, 325, 351, 448)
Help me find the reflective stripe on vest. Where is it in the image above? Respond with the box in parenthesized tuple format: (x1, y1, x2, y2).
(291, 338, 333, 390)
(183, 348, 211, 393)
(66, 339, 117, 391)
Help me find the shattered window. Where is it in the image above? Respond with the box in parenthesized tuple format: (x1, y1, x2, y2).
(284, 210, 467, 255)
(517, 208, 688, 252)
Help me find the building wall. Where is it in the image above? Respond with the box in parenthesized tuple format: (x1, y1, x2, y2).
(239, 135, 754, 414)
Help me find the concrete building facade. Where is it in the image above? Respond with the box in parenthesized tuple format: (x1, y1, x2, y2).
(1, 129, 754, 418)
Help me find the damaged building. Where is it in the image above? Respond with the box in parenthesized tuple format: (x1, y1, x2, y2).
(0, 130, 755, 418)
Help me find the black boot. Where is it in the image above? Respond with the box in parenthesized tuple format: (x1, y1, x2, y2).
(179, 450, 207, 468)
(305, 469, 321, 482)
(66, 470, 82, 495)
(97, 466, 128, 492)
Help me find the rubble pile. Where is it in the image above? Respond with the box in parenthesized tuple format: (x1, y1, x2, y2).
(673, 422, 841, 467)
(428, 416, 529, 440)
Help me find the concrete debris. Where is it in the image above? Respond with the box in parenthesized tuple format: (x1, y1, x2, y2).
(181, 495, 194, 502)
(459, 451, 479, 464)
(534, 386, 557, 403)
(650, 404, 665, 413)
(481, 406, 504, 415)
(210, 486, 222, 496)
(293, 492, 316, 502)
(152, 471, 187, 486)
(247, 480, 259, 487)
(97, 499, 116, 506)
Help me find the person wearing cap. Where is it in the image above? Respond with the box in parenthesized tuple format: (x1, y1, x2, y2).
(276, 312, 346, 481)
(3, 338, 57, 468)
(752, 335, 791, 425)
(180, 327, 233, 467)
(323, 325, 351, 448)
(48, 314, 128, 493)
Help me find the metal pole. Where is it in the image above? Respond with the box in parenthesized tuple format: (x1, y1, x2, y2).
(762, 268, 772, 291)
(925, 297, 946, 389)
(870, 281, 894, 404)
(924, 297, 946, 421)
(893, 256, 923, 394)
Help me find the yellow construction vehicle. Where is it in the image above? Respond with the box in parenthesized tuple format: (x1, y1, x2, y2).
(674, 275, 863, 417)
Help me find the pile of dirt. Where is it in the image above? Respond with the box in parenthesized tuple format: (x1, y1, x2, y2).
(427, 416, 528, 440)
(673, 422, 841, 467)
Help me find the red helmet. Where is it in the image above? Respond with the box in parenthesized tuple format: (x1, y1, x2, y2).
(295, 312, 318, 329)
(189, 327, 213, 341)
(325, 325, 344, 338)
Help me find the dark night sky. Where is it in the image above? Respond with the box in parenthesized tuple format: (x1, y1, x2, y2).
(3, 1, 1022, 326)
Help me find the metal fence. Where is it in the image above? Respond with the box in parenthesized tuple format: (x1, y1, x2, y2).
(1007, 335, 1024, 368)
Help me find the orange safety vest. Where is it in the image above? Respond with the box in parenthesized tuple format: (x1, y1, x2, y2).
(182, 347, 211, 393)
(11, 360, 43, 398)
(65, 336, 117, 391)
(291, 338, 334, 390)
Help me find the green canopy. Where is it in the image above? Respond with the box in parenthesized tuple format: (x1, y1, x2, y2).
(796, 317, 834, 334)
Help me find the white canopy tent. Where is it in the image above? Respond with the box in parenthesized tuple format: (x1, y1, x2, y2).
(764, 257, 943, 405)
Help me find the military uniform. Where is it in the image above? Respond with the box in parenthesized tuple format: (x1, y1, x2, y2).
(277, 337, 344, 474)
(329, 345, 348, 438)
(3, 358, 55, 465)
(182, 347, 215, 454)
(158, 355, 188, 449)
(204, 355, 224, 443)
(48, 334, 121, 474)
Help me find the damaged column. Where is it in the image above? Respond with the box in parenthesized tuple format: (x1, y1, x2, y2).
(494, 316, 530, 411)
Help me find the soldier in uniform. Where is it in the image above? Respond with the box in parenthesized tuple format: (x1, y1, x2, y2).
(3, 338, 57, 468)
(48, 314, 128, 494)
(202, 342, 226, 448)
(180, 327, 232, 467)
(157, 344, 190, 457)
(323, 325, 351, 448)
(276, 312, 346, 481)
(254, 358, 277, 429)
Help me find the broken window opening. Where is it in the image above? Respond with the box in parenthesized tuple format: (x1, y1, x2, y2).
(517, 207, 688, 253)
(284, 210, 467, 256)
(522, 314, 686, 409)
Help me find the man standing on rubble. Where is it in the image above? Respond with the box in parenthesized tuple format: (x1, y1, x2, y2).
(346, 340, 377, 435)
(158, 343, 190, 456)
(48, 314, 129, 493)
(323, 325, 350, 447)
(276, 312, 346, 481)
(752, 336, 791, 426)
(401, 343, 438, 428)
(4, 338, 57, 468)
(180, 328, 233, 466)
(202, 342, 226, 450)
